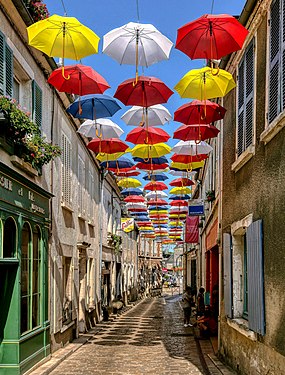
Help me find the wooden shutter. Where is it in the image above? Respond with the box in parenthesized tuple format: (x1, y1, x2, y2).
(0, 32, 4, 95)
(237, 40, 254, 157)
(32, 80, 42, 128)
(61, 133, 72, 204)
(5, 44, 13, 97)
(246, 220, 265, 335)
(223, 233, 233, 318)
(78, 155, 85, 214)
(269, 0, 281, 123)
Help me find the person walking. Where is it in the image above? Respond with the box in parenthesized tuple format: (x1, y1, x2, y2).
(197, 287, 205, 317)
(181, 286, 193, 327)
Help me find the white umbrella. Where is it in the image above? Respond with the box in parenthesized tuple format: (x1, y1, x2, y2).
(172, 140, 213, 155)
(121, 104, 172, 126)
(145, 191, 168, 199)
(77, 118, 124, 139)
(125, 202, 147, 208)
(169, 170, 196, 177)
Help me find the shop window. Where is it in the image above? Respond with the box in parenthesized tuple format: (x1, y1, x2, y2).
(3, 217, 16, 258)
(20, 223, 42, 334)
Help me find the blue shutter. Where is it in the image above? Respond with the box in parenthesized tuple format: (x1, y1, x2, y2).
(32, 80, 42, 128)
(5, 44, 13, 98)
(246, 220, 265, 335)
(223, 233, 233, 318)
(0, 32, 4, 95)
(237, 61, 245, 156)
(269, 0, 281, 123)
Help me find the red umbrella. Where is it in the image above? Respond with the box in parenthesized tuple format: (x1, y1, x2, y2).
(135, 162, 168, 170)
(124, 195, 145, 203)
(169, 178, 194, 187)
(136, 222, 152, 226)
(127, 207, 147, 212)
(174, 100, 226, 125)
(149, 214, 168, 218)
(108, 166, 137, 173)
(114, 170, 140, 177)
(171, 153, 208, 163)
(173, 124, 220, 141)
(170, 200, 188, 207)
(175, 14, 249, 60)
(126, 127, 170, 145)
(48, 64, 110, 95)
(147, 199, 168, 205)
(144, 181, 168, 191)
(114, 76, 173, 107)
(87, 138, 129, 154)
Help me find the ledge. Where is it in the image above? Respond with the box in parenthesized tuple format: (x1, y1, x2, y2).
(260, 113, 285, 145)
(61, 201, 74, 213)
(10, 155, 38, 177)
(231, 145, 255, 173)
(60, 321, 75, 334)
(227, 317, 257, 341)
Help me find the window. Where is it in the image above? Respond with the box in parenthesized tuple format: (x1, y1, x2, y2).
(87, 258, 95, 308)
(32, 80, 42, 128)
(78, 155, 85, 215)
(62, 256, 73, 324)
(237, 39, 255, 156)
(0, 31, 13, 97)
(61, 133, 72, 205)
(3, 217, 17, 258)
(20, 223, 42, 334)
(88, 168, 94, 220)
(223, 219, 265, 335)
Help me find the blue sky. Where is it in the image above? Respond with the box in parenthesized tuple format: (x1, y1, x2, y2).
(45, 0, 246, 178)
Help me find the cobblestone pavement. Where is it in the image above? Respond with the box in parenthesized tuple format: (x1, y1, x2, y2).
(43, 293, 235, 375)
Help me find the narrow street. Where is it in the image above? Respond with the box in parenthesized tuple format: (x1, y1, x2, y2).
(42, 293, 235, 375)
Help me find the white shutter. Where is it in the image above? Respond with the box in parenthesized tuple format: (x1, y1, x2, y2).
(223, 233, 233, 318)
(61, 133, 72, 204)
(78, 155, 85, 214)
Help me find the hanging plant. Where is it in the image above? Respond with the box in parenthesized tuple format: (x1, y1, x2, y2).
(26, 1, 50, 22)
(205, 190, 215, 202)
(111, 234, 122, 253)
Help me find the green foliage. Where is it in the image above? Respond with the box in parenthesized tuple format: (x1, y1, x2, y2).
(205, 190, 215, 202)
(0, 96, 61, 171)
(111, 234, 122, 253)
(26, 1, 50, 21)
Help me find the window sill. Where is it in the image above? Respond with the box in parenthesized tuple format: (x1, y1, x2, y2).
(260, 113, 285, 145)
(78, 213, 87, 221)
(226, 317, 257, 341)
(61, 201, 74, 213)
(88, 220, 95, 226)
(60, 320, 75, 333)
(10, 155, 39, 177)
(231, 145, 255, 173)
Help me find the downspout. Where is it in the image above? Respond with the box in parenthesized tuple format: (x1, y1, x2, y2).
(98, 169, 105, 316)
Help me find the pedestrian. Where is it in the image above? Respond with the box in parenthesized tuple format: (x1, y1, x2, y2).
(181, 286, 193, 327)
(197, 287, 205, 317)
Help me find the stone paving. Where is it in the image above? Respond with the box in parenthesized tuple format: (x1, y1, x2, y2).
(30, 293, 236, 375)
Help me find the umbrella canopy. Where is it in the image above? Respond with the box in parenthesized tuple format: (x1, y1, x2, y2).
(145, 191, 168, 199)
(171, 153, 208, 163)
(115, 170, 140, 177)
(78, 119, 124, 139)
(126, 127, 170, 145)
(114, 76, 174, 107)
(169, 178, 194, 187)
(174, 67, 236, 100)
(118, 178, 141, 188)
(144, 181, 168, 191)
(170, 186, 192, 195)
(169, 194, 191, 200)
(27, 14, 100, 60)
(96, 151, 129, 162)
(121, 104, 172, 126)
(147, 199, 168, 205)
(100, 156, 134, 169)
(170, 161, 205, 170)
(135, 162, 168, 171)
(169, 170, 196, 177)
(170, 200, 188, 207)
(87, 138, 129, 154)
(143, 173, 168, 181)
(47, 64, 109, 95)
(173, 124, 220, 142)
(134, 156, 168, 164)
(172, 140, 213, 155)
(175, 14, 249, 60)
(127, 207, 147, 212)
(174, 100, 226, 125)
(124, 195, 145, 203)
(121, 187, 143, 196)
(131, 143, 171, 158)
(67, 94, 121, 120)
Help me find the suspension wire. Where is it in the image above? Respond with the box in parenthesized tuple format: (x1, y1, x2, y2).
(60, 0, 68, 16)
(136, 0, 140, 23)
(210, 0, 215, 14)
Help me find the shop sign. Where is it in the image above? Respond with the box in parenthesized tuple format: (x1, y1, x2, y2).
(121, 217, 134, 232)
(188, 199, 204, 216)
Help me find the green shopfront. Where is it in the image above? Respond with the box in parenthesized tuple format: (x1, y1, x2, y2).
(0, 162, 52, 374)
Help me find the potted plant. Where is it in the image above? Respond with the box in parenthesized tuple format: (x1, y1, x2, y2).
(111, 234, 122, 253)
(205, 190, 215, 202)
(25, 1, 50, 21)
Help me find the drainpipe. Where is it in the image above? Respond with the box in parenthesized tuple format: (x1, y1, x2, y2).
(98, 168, 106, 316)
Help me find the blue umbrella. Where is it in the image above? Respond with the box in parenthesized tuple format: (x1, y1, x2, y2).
(153, 224, 168, 228)
(133, 217, 150, 221)
(101, 156, 134, 169)
(143, 173, 168, 181)
(130, 212, 149, 216)
(169, 194, 191, 200)
(148, 206, 168, 210)
(67, 94, 121, 120)
(133, 156, 168, 164)
(121, 188, 143, 196)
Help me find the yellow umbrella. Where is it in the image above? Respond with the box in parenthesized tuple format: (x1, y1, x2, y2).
(169, 214, 187, 219)
(131, 143, 171, 159)
(169, 221, 184, 226)
(170, 161, 204, 171)
(96, 149, 130, 162)
(27, 15, 100, 78)
(170, 186, 191, 195)
(139, 226, 154, 231)
(149, 210, 168, 214)
(174, 67, 236, 100)
(117, 178, 141, 188)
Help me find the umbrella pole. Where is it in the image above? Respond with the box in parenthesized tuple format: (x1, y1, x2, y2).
(61, 22, 70, 80)
(135, 29, 139, 85)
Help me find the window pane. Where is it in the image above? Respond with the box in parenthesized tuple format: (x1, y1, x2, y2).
(21, 223, 31, 334)
(3, 217, 16, 257)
